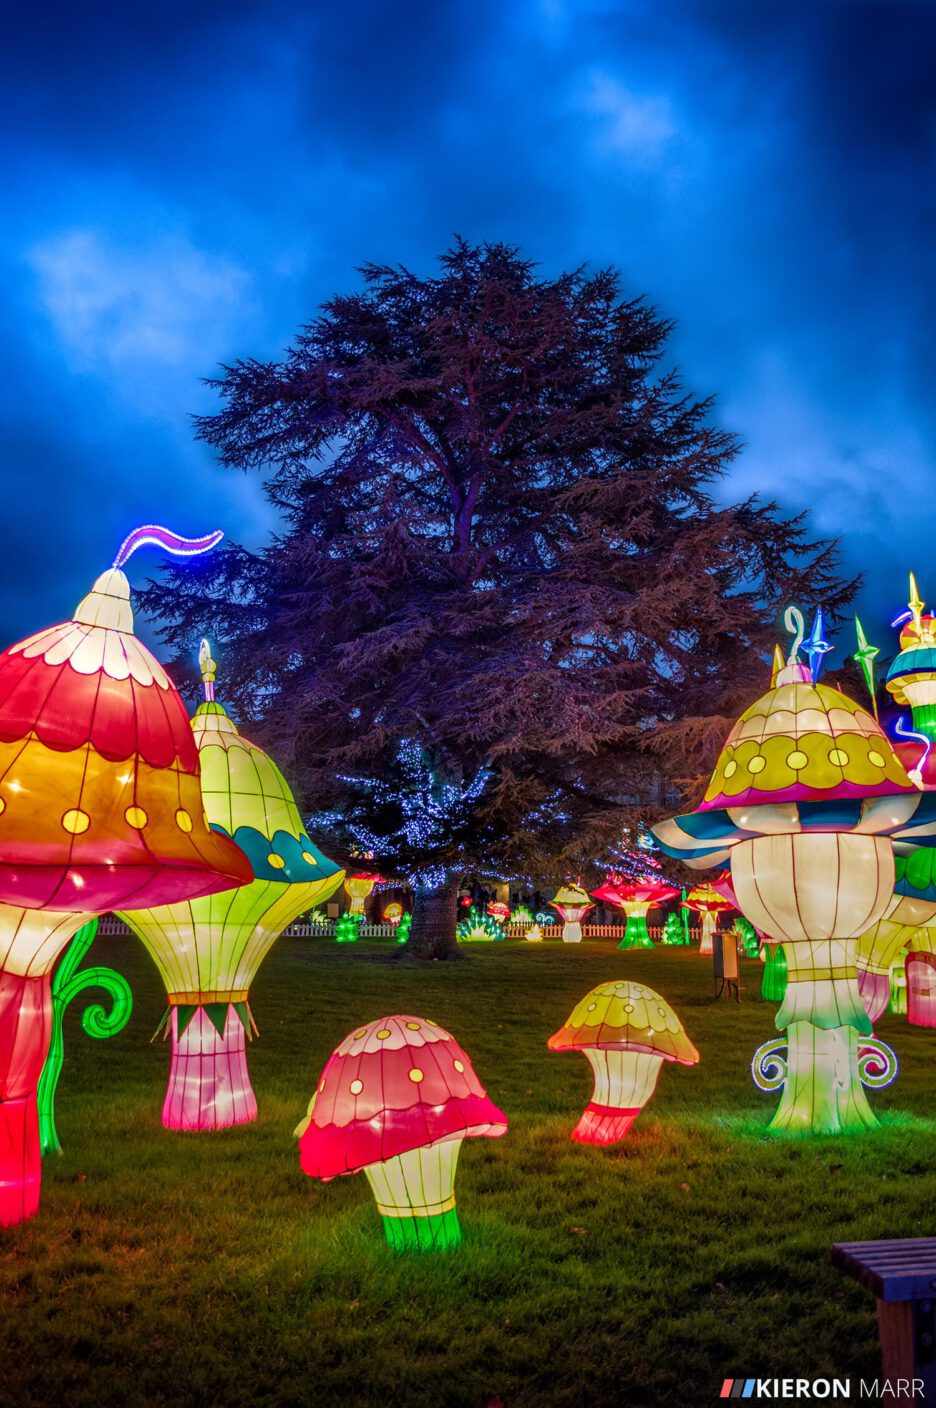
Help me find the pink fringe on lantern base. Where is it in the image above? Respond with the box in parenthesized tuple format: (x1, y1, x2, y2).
(0, 972, 52, 1225)
(571, 1102, 642, 1145)
(163, 1006, 257, 1131)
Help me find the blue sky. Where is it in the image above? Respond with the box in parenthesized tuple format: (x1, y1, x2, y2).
(2, 0, 933, 663)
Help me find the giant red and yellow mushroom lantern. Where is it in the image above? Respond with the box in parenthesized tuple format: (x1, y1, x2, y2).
(592, 874, 681, 950)
(653, 607, 936, 1135)
(0, 528, 251, 1222)
(117, 641, 344, 1130)
(344, 869, 383, 916)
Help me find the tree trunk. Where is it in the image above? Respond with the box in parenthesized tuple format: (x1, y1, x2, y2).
(405, 880, 461, 959)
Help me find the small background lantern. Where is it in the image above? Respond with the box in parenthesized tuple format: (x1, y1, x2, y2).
(550, 884, 593, 943)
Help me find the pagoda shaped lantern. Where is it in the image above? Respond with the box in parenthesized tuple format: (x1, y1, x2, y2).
(0, 527, 251, 1222)
(653, 607, 936, 1135)
(119, 641, 344, 1130)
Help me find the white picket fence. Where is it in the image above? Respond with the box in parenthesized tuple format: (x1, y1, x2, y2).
(97, 916, 701, 943)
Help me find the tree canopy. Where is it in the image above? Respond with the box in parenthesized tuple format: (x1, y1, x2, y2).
(142, 239, 854, 952)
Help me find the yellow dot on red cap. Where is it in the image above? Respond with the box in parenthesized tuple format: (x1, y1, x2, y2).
(355, 1029, 367, 1039)
(62, 809, 90, 834)
(125, 806, 147, 829)
(0, 798, 7, 816)
(349, 1079, 363, 1095)
(406, 1022, 420, 1030)
(175, 809, 193, 833)
(453, 1059, 464, 1074)
(376, 1029, 391, 1040)
(408, 1068, 424, 1083)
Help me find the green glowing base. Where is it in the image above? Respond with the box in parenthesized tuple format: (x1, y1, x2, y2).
(617, 916, 654, 950)
(380, 1207, 462, 1252)
(769, 1021, 877, 1136)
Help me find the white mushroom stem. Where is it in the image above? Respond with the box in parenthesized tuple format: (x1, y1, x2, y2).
(364, 1139, 462, 1220)
(572, 1049, 665, 1144)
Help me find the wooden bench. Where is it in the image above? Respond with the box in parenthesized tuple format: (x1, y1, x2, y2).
(832, 1239, 936, 1396)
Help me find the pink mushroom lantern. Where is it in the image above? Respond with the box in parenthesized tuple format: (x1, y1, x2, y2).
(682, 882, 734, 955)
(548, 980, 699, 1143)
(591, 874, 681, 950)
(0, 527, 251, 1223)
(297, 1014, 507, 1251)
(117, 642, 344, 1131)
(549, 884, 593, 943)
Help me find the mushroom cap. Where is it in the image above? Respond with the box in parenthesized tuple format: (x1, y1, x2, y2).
(551, 883, 593, 911)
(886, 614, 936, 705)
(548, 980, 699, 1064)
(700, 675, 914, 811)
(683, 882, 734, 915)
(0, 570, 251, 911)
(299, 1014, 507, 1179)
(191, 700, 341, 886)
(592, 875, 681, 907)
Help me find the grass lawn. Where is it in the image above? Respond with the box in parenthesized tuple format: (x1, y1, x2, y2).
(3, 935, 936, 1408)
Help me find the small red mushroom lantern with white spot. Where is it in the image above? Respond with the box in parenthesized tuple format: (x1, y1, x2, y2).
(548, 980, 699, 1144)
(296, 1015, 507, 1251)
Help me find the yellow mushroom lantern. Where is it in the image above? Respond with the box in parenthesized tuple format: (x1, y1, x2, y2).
(118, 641, 344, 1130)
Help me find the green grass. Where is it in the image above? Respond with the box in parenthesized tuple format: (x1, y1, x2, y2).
(4, 937, 936, 1407)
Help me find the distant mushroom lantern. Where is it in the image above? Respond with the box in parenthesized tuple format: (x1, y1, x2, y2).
(591, 874, 681, 950)
(0, 527, 251, 1223)
(550, 884, 593, 943)
(548, 981, 699, 1144)
(297, 1015, 507, 1251)
(682, 882, 734, 956)
(117, 642, 344, 1131)
(344, 871, 383, 915)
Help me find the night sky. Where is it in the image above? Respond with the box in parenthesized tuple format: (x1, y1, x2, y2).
(2, 1, 934, 664)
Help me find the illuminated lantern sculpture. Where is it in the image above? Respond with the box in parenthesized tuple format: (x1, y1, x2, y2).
(548, 980, 699, 1143)
(344, 870, 383, 915)
(653, 607, 936, 1135)
(682, 882, 733, 956)
(297, 1014, 507, 1251)
(550, 884, 593, 943)
(486, 901, 511, 926)
(456, 906, 504, 942)
(761, 943, 788, 1002)
(592, 874, 681, 950)
(661, 911, 688, 946)
(118, 641, 344, 1131)
(383, 902, 403, 926)
(525, 923, 543, 942)
(0, 529, 251, 1221)
(511, 904, 534, 927)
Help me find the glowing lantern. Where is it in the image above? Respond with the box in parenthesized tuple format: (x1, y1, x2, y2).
(548, 980, 699, 1143)
(512, 905, 534, 927)
(456, 906, 505, 942)
(383, 902, 403, 926)
(653, 607, 936, 1135)
(661, 911, 688, 946)
(525, 923, 543, 942)
(344, 871, 383, 915)
(118, 641, 343, 1131)
(854, 584, 936, 1018)
(550, 884, 593, 943)
(486, 901, 511, 925)
(297, 1014, 507, 1251)
(0, 529, 250, 1221)
(682, 882, 734, 956)
(591, 874, 680, 950)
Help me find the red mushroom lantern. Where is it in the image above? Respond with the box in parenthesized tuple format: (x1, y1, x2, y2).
(591, 874, 681, 950)
(682, 881, 734, 955)
(297, 1014, 507, 1251)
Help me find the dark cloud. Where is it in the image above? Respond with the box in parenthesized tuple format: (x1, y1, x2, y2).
(1, 0, 933, 662)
